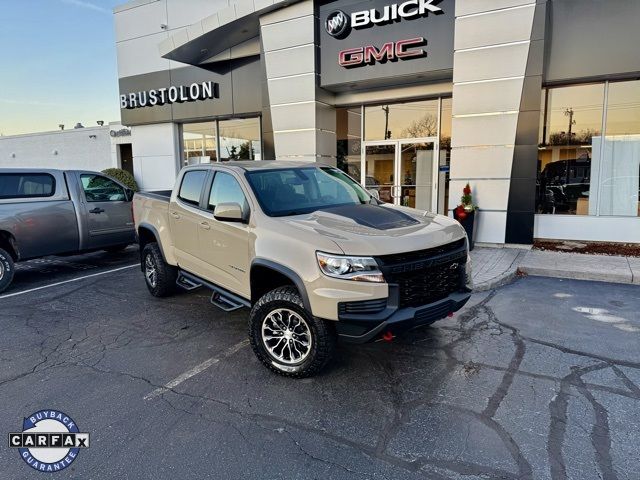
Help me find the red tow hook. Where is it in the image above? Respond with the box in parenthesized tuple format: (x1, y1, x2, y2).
(382, 331, 394, 342)
(447, 312, 454, 318)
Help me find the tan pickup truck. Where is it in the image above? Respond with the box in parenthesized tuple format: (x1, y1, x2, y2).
(133, 161, 472, 377)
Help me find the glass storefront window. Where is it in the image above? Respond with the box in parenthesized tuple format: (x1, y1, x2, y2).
(537, 80, 640, 217)
(219, 118, 261, 161)
(596, 80, 640, 217)
(364, 100, 439, 141)
(336, 107, 362, 180)
(182, 122, 217, 166)
(537, 84, 605, 215)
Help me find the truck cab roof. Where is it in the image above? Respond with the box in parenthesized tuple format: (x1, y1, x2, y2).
(182, 161, 331, 173)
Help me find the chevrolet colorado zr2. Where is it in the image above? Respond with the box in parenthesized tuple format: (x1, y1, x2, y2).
(133, 161, 472, 377)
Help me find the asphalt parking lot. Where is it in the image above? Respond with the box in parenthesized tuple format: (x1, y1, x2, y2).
(0, 248, 639, 479)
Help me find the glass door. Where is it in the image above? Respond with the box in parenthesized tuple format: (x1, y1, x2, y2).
(362, 139, 438, 210)
(364, 143, 397, 204)
(399, 141, 436, 210)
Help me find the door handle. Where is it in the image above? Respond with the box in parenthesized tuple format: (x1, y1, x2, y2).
(89, 207, 105, 214)
(170, 212, 181, 219)
(199, 222, 211, 231)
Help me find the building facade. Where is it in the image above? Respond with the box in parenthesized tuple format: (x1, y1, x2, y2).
(0, 123, 133, 175)
(114, 0, 640, 244)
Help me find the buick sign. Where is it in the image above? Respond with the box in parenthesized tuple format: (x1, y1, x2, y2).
(325, 10, 350, 38)
(326, 0, 444, 39)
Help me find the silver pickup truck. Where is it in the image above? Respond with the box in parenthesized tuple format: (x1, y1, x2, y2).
(0, 169, 136, 293)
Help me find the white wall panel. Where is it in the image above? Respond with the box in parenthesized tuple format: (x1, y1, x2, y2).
(449, 180, 511, 211)
(453, 42, 530, 83)
(115, 0, 167, 42)
(534, 215, 640, 243)
(474, 211, 508, 244)
(455, 4, 535, 50)
(453, 78, 524, 115)
(456, 0, 534, 17)
(116, 33, 171, 78)
(450, 146, 515, 179)
(451, 113, 519, 148)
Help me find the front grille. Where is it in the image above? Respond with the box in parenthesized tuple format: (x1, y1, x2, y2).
(339, 298, 387, 316)
(376, 238, 465, 267)
(376, 240, 466, 309)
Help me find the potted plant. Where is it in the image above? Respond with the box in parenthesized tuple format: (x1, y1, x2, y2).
(453, 183, 478, 250)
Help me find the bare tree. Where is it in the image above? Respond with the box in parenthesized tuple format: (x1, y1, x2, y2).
(401, 114, 438, 138)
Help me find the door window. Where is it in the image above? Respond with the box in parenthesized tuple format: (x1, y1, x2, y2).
(80, 174, 125, 202)
(178, 170, 208, 206)
(208, 172, 248, 214)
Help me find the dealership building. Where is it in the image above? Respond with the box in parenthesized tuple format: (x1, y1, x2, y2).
(114, 0, 640, 245)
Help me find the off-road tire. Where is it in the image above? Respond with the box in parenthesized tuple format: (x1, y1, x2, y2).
(0, 247, 15, 294)
(249, 286, 336, 378)
(141, 243, 177, 297)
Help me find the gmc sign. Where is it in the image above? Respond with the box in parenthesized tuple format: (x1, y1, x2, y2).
(338, 37, 427, 68)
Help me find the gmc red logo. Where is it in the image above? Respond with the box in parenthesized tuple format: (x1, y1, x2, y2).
(338, 37, 427, 68)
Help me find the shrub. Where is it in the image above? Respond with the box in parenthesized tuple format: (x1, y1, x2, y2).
(102, 168, 139, 192)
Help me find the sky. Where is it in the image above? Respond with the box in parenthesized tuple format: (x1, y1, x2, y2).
(0, 0, 123, 136)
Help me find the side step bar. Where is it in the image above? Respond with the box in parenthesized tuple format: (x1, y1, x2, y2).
(176, 270, 251, 312)
(176, 274, 202, 291)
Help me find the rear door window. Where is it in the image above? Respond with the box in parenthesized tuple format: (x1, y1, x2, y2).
(0, 173, 55, 199)
(178, 170, 208, 206)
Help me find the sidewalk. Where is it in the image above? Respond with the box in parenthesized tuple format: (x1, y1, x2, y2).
(470, 246, 640, 291)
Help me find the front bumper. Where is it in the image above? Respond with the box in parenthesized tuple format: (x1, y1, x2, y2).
(334, 288, 472, 343)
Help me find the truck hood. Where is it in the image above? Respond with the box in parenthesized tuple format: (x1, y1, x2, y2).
(281, 204, 466, 256)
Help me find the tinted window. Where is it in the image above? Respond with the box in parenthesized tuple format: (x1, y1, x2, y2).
(81, 174, 126, 202)
(178, 170, 207, 206)
(0, 173, 55, 199)
(208, 172, 248, 214)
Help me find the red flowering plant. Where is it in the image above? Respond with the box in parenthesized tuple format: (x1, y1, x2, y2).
(454, 183, 477, 221)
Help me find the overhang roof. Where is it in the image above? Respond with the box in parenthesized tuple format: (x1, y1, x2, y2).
(159, 0, 304, 66)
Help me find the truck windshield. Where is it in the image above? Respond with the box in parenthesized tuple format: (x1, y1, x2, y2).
(245, 167, 374, 217)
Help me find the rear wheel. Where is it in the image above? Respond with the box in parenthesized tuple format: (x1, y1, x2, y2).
(141, 243, 177, 297)
(0, 247, 15, 294)
(249, 286, 336, 378)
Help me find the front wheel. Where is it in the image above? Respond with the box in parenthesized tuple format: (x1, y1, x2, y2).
(0, 247, 15, 294)
(141, 243, 177, 297)
(249, 286, 336, 378)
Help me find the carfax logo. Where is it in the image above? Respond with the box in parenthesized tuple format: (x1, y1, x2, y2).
(8, 410, 90, 473)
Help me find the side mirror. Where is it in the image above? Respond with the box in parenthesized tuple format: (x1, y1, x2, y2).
(367, 189, 380, 201)
(213, 202, 244, 222)
(125, 188, 134, 202)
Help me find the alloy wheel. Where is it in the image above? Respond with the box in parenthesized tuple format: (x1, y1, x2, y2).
(144, 254, 157, 288)
(261, 308, 313, 365)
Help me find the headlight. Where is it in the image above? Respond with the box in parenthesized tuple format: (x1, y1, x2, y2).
(316, 252, 385, 283)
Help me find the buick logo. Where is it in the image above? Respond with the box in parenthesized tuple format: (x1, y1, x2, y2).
(325, 10, 350, 38)
(449, 263, 459, 271)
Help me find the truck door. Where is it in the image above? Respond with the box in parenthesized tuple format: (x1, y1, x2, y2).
(168, 169, 211, 279)
(197, 170, 251, 299)
(76, 172, 135, 250)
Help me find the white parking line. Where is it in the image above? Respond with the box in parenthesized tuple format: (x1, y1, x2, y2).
(144, 339, 250, 401)
(0, 264, 139, 300)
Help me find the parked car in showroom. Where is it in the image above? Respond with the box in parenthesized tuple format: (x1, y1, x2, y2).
(133, 162, 472, 378)
(0, 169, 136, 293)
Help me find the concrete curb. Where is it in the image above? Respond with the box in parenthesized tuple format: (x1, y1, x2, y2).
(518, 250, 638, 285)
(473, 270, 519, 292)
